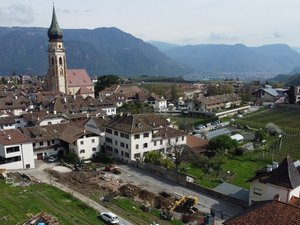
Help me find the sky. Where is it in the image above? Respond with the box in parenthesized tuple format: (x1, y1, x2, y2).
(1, 0, 300, 47)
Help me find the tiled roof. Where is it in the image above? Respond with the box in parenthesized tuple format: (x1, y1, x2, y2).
(186, 135, 208, 153)
(106, 114, 170, 134)
(289, 196, 300, 207)
(223, 200, 300, 225)
(265, 156, 300, 189)
(66, 69, 93, 87)
(154, 127, 186, 139)
(0, 115, 19, 125)
(0, 129, 31, 145)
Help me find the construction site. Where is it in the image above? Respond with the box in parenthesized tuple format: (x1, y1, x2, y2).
(46, 164, 216, 224)
(0, 164, 217, 225)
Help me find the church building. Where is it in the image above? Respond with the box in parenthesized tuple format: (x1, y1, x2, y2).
(46, 6, 94, 98)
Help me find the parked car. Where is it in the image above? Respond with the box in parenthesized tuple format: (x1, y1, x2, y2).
(100, 212, 119, 224)
(47, 155, 58, 162)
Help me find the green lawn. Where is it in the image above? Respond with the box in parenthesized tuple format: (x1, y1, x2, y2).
(0, 181, 104, 225)
(180, 151, 270, 189)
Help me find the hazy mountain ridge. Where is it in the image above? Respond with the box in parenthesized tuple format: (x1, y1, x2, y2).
(150, 42, 300, 74)
(0, 27, 189, 76)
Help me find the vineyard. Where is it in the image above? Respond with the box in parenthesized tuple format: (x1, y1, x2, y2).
(237, 106, 300, 160)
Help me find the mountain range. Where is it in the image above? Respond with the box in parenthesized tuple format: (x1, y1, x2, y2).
(150, 42, 300, 74)
(1, 26, 300, 78)
(0, 27, 189, 76)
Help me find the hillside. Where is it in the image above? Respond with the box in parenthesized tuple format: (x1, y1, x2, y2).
(158, 43, 300, 74)
(0, 27, 190, 76)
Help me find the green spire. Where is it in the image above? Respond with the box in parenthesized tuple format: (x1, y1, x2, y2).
(47, 5, 63, 41)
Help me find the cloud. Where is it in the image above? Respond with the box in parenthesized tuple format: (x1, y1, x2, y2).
(60, 8, 92, 14)
(208, 32, 238, 42)
(0, 4, 35, 25)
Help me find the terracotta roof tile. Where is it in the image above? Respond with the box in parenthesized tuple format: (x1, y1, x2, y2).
(223, 200, 300, 225)
(0, 129, 31, 145)
(66, 69, 93, 87)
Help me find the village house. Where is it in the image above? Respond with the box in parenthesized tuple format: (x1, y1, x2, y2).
(252, 84, 286, 105)
(248, 156, 300, 206)
(188, 93, 241, 113)
(104, 114, 186, 162)
(0, 129, 34, 170)
(145, 93, 168, 111)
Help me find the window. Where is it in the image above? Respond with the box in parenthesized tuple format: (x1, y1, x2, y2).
(40, 142, 44, 146)
(120, 133, 125, 138)
(182, 136, 184, 141)
(33, 143, 36, 147)
(176, 137, 178, 142)
(154, 141, 157, 146)
(253, 188, 262, 196)
(160, 140, 163, 145)
(51, 140, 55, 144)
(125, 134, 129, 139)
(126, 144, 128, 149)
(115, 140, 118, 145)
(105, 137, 112, 143)
(92, 139, 95, 143)
(134, 134, 140, 139)
(47, 141, 50, 146)
(121, 151, 124, 156)
(120, 142, 125, 147)
(48, 122, 52, 125)
(80, 149, 85, 154)
(92, 147, 96, 152)
(6, 146, 20, 153)
(114, 149, 119, 154)
(136, 144, 139, 149)
(143, 143, 148, 148)
(59, 57, 63, 65)
(80, 141, 84, 145)
(125, 152, 129, 158)
(106, 128, 112, 134)
(143, 133, 149, 138)
(168, 139, 171, 144)
(114, 131, 118, 136)
(134, 153, 141, 159)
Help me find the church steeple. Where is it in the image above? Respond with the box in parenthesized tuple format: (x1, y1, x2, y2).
(46, 5, 67, 94)
(47, 6, 63, 41)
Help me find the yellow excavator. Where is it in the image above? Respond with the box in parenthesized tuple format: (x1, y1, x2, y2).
(169, 195, 198, 212)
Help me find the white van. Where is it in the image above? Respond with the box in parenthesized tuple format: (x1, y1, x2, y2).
(100, 212, 119, 224)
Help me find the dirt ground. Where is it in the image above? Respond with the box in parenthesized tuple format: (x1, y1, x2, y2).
(45, 166, 211, 224)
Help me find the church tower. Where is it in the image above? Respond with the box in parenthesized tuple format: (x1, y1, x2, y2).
(47, 6, 67, 94)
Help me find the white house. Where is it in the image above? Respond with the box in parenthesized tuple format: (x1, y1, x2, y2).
(249, 156, 300, 205)
(0, 116, 26, 130)
(146, 93, 167, 111)
(104, 114, 186, 162)
(0, 129, 34, 170)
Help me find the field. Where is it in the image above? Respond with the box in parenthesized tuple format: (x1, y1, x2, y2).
(0, 181, 104, 225)
(237, 106, 300, 160)
(180, 151, 269, 189)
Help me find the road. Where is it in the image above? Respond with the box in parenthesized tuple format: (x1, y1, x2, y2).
(22, 162, 134, 225)
(117, 164, 243, 221)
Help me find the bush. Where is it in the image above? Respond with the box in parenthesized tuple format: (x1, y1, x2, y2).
(63, 151, 79, 164)
(94, 152, 115, 164)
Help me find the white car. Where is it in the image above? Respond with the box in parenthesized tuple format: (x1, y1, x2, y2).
(47, 155, 58, 162)
(100, 212, 119, 224)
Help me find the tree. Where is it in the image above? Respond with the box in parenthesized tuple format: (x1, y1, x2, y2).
(208, 135, 238, 155)
(94, 75, 120, 97)
(265, 122, 282, 135)
(144, 150, 162, 165)
(287, 86, 296, 104)
(171, 84, 179, 101)
(255, 129, 268, 142)
(167, 143, 186, 170)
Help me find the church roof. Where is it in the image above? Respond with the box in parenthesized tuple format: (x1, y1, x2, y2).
(66, 69, 93, 88)
(47, 6, 63, 41)
(265, 156, 300, 189)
